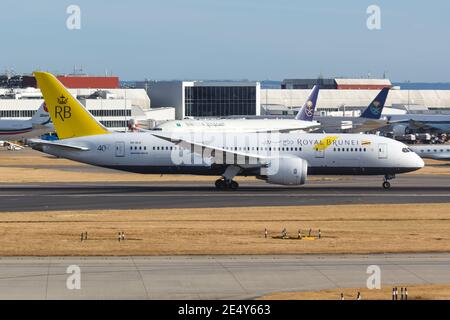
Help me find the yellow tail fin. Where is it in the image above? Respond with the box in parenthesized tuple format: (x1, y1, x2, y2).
(34, 71, 110, 139)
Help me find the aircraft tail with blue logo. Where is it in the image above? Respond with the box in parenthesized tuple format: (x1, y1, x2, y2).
(31, 102, 51, 126)
(295, 85, 319, 121)
(360, 87, 390, 119)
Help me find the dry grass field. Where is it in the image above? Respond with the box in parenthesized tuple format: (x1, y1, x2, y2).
(259, 284, 450, 300)
(0, 204, 449, 256)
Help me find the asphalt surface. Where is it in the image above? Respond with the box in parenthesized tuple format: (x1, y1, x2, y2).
(0, 253, 449, 299)
(0, 175, 449, 211)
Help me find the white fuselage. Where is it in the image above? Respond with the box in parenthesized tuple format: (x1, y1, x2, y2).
(0, 119, 51, 141)
(410, 144, 450, 161)
(155, 119, 317, 133)
(35, 132, 424, 177)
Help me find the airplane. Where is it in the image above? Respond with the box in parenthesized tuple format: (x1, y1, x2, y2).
(30, 72, 424, 190)
(159, 87, 390, 134)
(409, 145, 450, 161)
(311, 87, 390, 133)
(0, 102, 52, 142)
(151, 85, 321, 133)
(387, 114, 450, 136)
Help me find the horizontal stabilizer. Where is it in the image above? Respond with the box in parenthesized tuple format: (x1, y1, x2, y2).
(29, 139, 90, 152)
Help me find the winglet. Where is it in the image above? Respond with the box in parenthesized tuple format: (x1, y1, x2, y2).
(33, 72, 110, 139)
(360, 87, 390, 119)
(295, 85, 319, 121)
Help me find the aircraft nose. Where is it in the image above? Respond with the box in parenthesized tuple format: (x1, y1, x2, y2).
(413, 153, 425, 169)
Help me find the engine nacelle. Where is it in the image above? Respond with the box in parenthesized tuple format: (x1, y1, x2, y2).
(259, 157, 308, 186)
(392, 124, 408, 137)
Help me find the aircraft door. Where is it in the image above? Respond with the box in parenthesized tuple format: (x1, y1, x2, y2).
(378, 143, 388, 159)
(115, 141, 125, 157)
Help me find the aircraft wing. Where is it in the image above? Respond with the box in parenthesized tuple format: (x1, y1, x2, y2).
(151, 132, 271, 167)
(252, 124, 322, 133)
(28, 139, 90, 151)
(408, 119, 431, 130)
(137, 125, 321, 134)
(344, 119, 388, 133)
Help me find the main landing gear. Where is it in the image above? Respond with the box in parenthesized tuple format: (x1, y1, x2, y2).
(215, 178, 239, 190)
(382, 174, 395, 189)
(215, 165, 241, 190)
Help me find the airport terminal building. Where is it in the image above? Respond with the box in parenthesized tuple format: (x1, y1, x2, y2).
(2, 74, 450, 129)
(146, 81, 261, 119)
(0, 74, 175, 131)
(263, 78, 450, 117)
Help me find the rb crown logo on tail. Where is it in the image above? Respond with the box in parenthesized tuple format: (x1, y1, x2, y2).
(34, 72, 109, 139)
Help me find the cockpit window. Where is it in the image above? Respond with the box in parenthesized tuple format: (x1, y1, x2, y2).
(402, 148, 410, 153)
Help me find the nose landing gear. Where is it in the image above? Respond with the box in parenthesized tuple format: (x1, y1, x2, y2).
(382, 174, 395, 189)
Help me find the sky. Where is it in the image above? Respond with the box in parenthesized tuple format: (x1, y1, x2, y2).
(1, 0, 450, 81)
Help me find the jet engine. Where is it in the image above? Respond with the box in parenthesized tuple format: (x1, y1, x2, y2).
(392, 124, 408, 136)
(258, 157, 308, 185)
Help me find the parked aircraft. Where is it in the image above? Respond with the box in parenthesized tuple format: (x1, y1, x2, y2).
(312, 88, 390, 133)
(410, 145, 450, 161)
(0, 102, 52, 142)
(387, 114, 450, 136)
(153, 86, 320, 133)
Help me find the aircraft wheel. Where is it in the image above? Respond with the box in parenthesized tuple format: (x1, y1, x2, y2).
(215, 179, 226, 190)
(230, 181, 239, 190)
(382, 181, 391, 189)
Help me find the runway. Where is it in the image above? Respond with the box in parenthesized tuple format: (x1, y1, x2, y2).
(0, 253, 449, 299)
(0, 175, 449, 211)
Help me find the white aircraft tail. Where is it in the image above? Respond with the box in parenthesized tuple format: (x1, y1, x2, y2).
(31, 103, 51, 126)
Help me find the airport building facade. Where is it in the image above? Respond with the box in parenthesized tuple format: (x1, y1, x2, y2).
(0, 73, 176, 131)
(147, 81, 261, 119)
(263, 78, 450, 116)
(0, 87, 175, 131)
(3, 73, 450, 131)
(261, 88, 450, 116)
